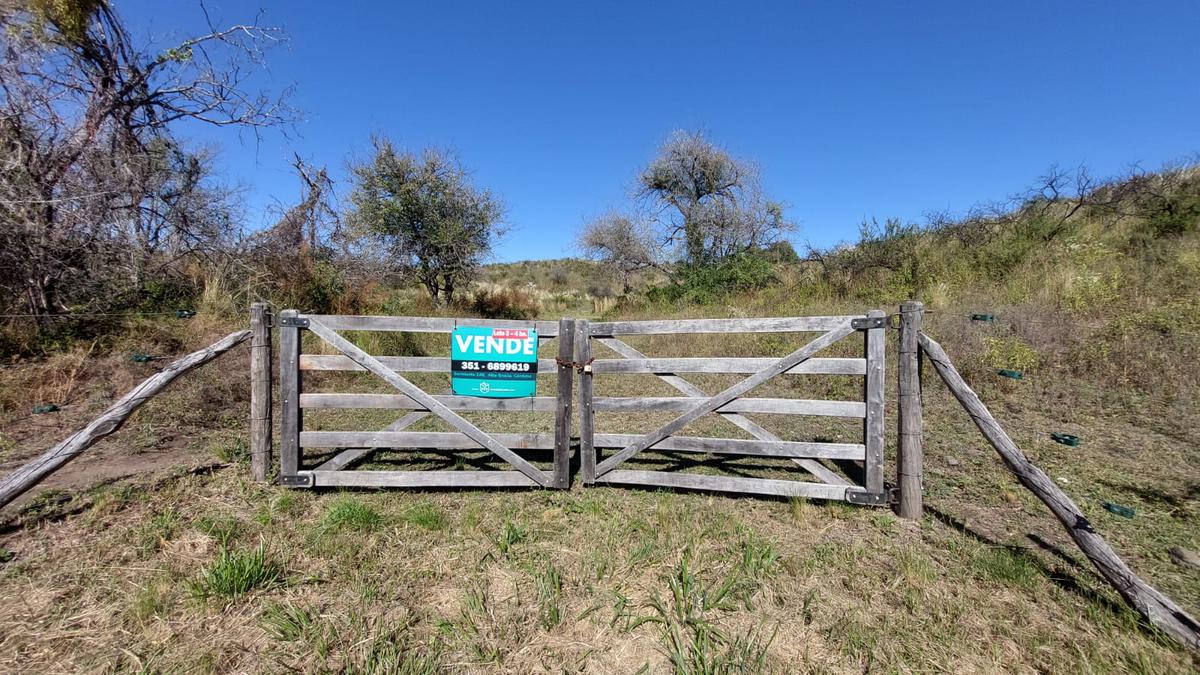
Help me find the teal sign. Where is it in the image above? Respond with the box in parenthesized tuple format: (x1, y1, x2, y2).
(451, 326, 538, 398)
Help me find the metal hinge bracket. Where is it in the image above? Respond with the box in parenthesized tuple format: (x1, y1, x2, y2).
(851, 317, 887, 330)
(279, 472, 314, 488)
(278, 316, 309, 328)
(845, 487, 895, 506)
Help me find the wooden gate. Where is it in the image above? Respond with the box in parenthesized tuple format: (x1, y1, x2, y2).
(574, 312, 890, 504)
(276, 311, 575, 489)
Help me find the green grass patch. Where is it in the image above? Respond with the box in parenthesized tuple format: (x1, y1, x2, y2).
(321, 497, 384, 532)
(188, 543, 283, 600)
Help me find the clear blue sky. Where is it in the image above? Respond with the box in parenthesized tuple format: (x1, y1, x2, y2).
(121, 1, 1199, 261)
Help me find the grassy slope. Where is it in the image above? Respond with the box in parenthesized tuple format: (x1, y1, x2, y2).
(0, 179, 1199, 671)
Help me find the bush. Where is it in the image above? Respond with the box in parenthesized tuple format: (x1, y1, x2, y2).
(648, 253, 777, 305)
(468, 287, 540, 320)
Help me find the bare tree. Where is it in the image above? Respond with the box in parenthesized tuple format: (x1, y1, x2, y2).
(638, 130, 791, 265)
(346, 138, 504, 305)
(577, 212, 658, 293)
(0, 0, 291, 317)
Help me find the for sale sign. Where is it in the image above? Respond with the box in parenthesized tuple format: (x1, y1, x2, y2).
(450, 326, 538, 398)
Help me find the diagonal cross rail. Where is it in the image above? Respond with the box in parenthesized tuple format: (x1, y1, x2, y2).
(595, 322, 856, 476)
(305, 318, 550, 486)
(595, 337, 851, 486)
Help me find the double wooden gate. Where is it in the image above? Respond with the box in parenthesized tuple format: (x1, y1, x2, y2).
(273, 309, 890, 505)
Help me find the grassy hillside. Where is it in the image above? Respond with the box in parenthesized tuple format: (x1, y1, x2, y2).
(0, 167, 1197, 671)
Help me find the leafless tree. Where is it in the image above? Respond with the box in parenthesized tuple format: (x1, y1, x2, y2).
(0, 0, 292, 317)
(577, 212, 659, 293)
(638, 130, 792, 265)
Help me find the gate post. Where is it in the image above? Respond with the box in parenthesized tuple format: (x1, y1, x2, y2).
(863, 309, 886, 495)
(249, 303, 272, 482)
(553, 318, 576, 488)
(575, 319, 595, 484)
(278, 309, 303, 484)
(896, 300, 924, 518)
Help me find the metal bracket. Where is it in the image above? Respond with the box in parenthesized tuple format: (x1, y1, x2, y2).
(279, 472, 314, 488)
(851, 316, 887, 330)
(845, 487, 895, 506)
(278, 316, 309, 328)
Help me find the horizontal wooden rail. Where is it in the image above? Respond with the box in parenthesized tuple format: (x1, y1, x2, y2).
(591, 396, 865, 417)
(589, 316, 856, 336)
(308, 470, 540, 488)
(594, 471, 849, 500)
(300, 393, 558, 411)
(300, 355, 559, 372)
(590, 357, 866, 375)
(300, 314, 560, 335)
(591, 434, 865, 459)
(299, 431, 557, 449)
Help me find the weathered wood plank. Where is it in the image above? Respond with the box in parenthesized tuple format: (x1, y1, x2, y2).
(553, 318, 575, 488)
(595, 322, 856, 476)
(591, 434, 865, 459)
(0, 330, 252, 509)
(304, 318, 551, 486)
(249, 303, 272, 482)
(278, 310, 301, 479)
(594, 471, 849, 500)
(309, 470, 539, 488)
(919, 331, 1200, 652)
(595, 337, 851, 486)
(300, 431, 557, 449)
(863, 310, 886, 494)
(299, 355, 559, 372)
(591, 396, 865, 417)
(576, 320, 596, 484)
(896, 301, 924, 519)
(299, 393, 558, 411)
(301, 315, 559, 336)
(590, 316, 855, 336)
(591, 357, 866, 375)
(314, 393, 447, 472)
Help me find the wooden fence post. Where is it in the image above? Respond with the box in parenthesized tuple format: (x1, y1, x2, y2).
(249, 303, 272, 482)
(553, 318, 576, 489)
(896, 300, 924, 518)
(278, 309, 301, 481)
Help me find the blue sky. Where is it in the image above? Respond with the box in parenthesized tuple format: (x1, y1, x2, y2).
(121, 1, 1199, 261)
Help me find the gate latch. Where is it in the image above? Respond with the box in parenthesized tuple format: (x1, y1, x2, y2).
(851, 317, 887, 330)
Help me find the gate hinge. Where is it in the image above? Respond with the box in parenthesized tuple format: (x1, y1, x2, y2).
(278, 316, 309, 328)
(279, 472, 314, 488)
(851, 317, 887, 330)
(845, 487, 896, 506)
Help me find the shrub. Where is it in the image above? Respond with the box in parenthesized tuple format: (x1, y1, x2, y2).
(981, 336, 1040, 374)
(468, 287, 540, 320)
(648, 252, 777, 305)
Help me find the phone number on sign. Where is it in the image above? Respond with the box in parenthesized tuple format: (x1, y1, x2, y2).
(457, 361, 532, 372)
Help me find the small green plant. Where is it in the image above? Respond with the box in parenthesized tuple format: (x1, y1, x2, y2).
(188, 543, 283, 600)
(321, 497, 384, 532)
(981, 336, 1040, 374)
(213, 438, 250, 464)
(496, 520, 526, 556)
(401, 501, 446, 530)
(535, 562, 563, 630)
(260, 602, 328, 658)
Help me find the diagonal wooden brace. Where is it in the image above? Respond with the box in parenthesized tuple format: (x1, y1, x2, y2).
(596, 337, 850, 486)
(595, 322, 856, 476)
(305, 318, 551, 486)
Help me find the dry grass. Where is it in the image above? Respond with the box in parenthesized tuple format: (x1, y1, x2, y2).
(0, 299, 1197, 672)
